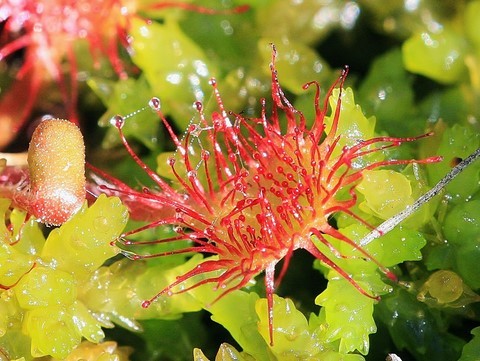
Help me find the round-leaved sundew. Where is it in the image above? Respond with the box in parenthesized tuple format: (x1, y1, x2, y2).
(0, 0, 249, 148)
(17, 119, 86, 226)
(92, 46, 442, 346)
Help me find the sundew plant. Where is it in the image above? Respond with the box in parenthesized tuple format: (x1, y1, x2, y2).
(0, 1, 480, 361)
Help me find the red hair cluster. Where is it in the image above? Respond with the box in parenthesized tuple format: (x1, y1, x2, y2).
(0, 0, 248, 148)
(93, 47, 439, 345)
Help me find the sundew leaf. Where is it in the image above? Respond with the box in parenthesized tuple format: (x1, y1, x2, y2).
(129, 17, 219, 130)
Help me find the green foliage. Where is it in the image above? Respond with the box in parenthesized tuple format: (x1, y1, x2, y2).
(2, 0, 480, 360)
(129, 17, 219, 130)
(357, 170, 414, 219)
(375, 288, 465, 361)
(459, 327, 480, 361)
(193, 343, 255, 361)
(0, 195, 128, 359)
(426, 124, 480, 203)
(357, 49, 416, 136)
(402, 28, 468, 84)
(89, 76, 161, 151)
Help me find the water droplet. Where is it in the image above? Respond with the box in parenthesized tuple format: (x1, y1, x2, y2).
(93, 216, 108, 231)
(201, 150, 210, 160)
(204, 227, 215, 236)
(175, 211, 184, 222)
(188, 124, 198, 133)
(141, 300, 151, 308)
(187, 170, 197, 178)
(148, 97, 161, 111)
(194, 101, 203, 111)
(209, 78, 217, 86)
(173, 226, 184, 233)
(188, 124, 202, 137)
(110, 115, 125, 129)
(167, 157, 176, 166)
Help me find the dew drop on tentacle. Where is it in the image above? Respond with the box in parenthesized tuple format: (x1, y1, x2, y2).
(149, 97, 161, 111)
(194, 101, 203, 112)
(201, 149, 210, 160)
(110, 115, 125, 129)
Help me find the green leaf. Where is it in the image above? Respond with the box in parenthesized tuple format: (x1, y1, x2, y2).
(130, 17, 219, 130)
(402, 28, 468, 84)
(459, 327, 480, 361)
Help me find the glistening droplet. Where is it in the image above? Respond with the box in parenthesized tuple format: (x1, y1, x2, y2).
(149, 97, 161, 111)
(110, 115, 125, 129)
